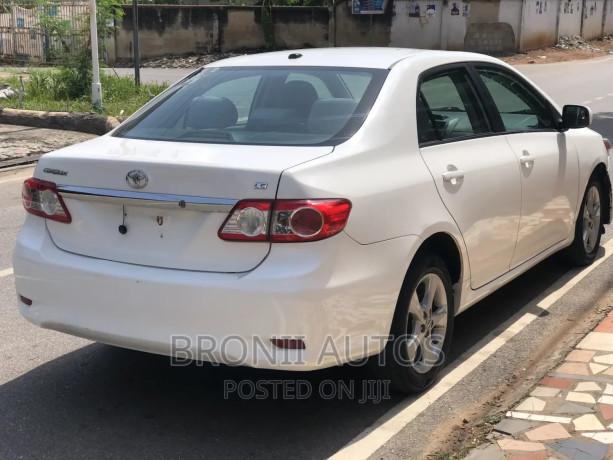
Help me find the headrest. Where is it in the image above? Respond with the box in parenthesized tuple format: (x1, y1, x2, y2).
(185, 96, 238, 129)
(307, 98, 358, 134)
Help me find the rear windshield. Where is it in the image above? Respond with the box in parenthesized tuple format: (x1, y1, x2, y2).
(113, 66, 389, 146)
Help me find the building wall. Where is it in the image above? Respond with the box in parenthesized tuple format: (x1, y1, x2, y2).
(389, 0, 444, 50)
(334, 1, 393, 47)
(604, 0, 613, 35)
(558, 0, 582, 36)
(519, 0, 560, 51)
(103, 0, 613, 65)
(582, 0, 605, 39)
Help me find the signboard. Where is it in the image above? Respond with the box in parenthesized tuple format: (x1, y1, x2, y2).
(352, 0, 387, 14)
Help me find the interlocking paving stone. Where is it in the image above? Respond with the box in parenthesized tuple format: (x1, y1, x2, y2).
(494, 419, 534, 436)
(593, 354, 613, 365)
(548, 439, 609, 460)
(508, 454, 549, 460)
(598, 395, 613, 404)
(581, 432, 613, 443)
(517, 397, 548, 412)
(589, 363, 608, 374)
(531, 387, 562, 398)
(566, 392, 597, 404)
(573, 414, 606, 431)
(594, 317, 613, 333)
(566, 350, 596, 362)
(464, 443, 507, 460)
(506, 412, 572, 424)
(575, 382, 602, 392)
(554, 402, 595, 414)
(498, 439, 546, 451)
(604, 383, 613, 395)
(524, 423, 571, 441)
(557, 363, 591, 376)
(550, 373, 613, 384)
(599, 403, 613, 419)
(541, 377, 573, 389)
(577, 333, 613, 352)
(603, 367, 613, 376)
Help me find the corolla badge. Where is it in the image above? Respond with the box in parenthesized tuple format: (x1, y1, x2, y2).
(126, 169, 148, 189)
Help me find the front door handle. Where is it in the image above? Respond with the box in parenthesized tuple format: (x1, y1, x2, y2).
(442, 170, 465, 184)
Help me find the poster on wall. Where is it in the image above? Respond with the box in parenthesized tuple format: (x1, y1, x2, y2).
(352, 0, 387, 14)
(426, 4, 436, 18)
(462, 3, 470, 17)
(407, 2, 421, 17)
(451, 2, 460, 15)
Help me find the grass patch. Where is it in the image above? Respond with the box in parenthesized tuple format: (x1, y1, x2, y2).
(0, 68, 168, 117)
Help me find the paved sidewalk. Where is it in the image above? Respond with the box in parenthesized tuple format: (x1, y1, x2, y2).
(466, 310, 613, 460)
(0, 123, 95, 163)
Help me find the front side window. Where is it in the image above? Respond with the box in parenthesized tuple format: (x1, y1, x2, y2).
(113, 66, 388, 146)
(475, 67, 557, 132)
(417, 68, 490, 145)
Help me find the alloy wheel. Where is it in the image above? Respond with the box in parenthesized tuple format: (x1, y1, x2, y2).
(406, 273, 448, 374)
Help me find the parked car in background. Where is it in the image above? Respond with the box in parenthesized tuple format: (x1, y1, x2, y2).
(14, 48, 611, 392)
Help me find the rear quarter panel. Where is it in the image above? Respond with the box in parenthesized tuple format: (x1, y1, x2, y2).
(277, 56, 471, 282)
(568, 127, 611, 220)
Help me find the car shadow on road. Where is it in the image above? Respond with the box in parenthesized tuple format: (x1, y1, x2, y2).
(0, 252, 598, 459)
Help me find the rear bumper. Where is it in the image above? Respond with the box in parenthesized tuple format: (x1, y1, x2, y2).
(13, 215, 419, 370)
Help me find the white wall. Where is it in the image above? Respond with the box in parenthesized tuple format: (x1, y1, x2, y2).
(390, 0, 444, 49)
(604, 0, 613, 35)
(520, 0, 560, 51)
(558, 0, 582, 36)
(499, 0, 523, 43)
(582, 0, 605, 38)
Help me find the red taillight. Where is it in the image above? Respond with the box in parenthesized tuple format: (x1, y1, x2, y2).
(22, 178, 72, 223)
(271, 200, 351, 242)
(218, 199, 351, 242)
(604, 138, 611, 152)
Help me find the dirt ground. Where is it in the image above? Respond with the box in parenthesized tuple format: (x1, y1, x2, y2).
(501, 36, 613, 64)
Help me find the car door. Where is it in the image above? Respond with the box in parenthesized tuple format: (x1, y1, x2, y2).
(417, 65, 522, 289)
(472, 65, 579, 269)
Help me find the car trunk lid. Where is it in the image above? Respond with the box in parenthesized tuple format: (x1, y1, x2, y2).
(38, 136, 332, 272)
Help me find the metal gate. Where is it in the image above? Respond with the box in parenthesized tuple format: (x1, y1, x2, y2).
(0, 0, 88, 63)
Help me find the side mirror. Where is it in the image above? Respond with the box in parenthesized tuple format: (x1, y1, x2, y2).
(561, 105, 592, 131)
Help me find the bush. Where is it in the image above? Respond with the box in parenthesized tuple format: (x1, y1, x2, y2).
(6, 68, 167, 117)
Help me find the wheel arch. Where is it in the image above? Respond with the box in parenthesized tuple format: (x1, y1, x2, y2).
(400, 231, 466, 316)
(414, 232, 463, 286)
(590, 162, 612, 226)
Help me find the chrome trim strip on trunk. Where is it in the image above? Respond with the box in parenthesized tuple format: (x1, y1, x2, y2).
(56, 185, 238, 213)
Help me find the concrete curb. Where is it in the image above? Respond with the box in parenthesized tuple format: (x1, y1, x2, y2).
(0, 108, 119, 135)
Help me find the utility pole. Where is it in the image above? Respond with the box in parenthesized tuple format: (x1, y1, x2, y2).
(89, 0, 102, 110)
(132, 0, 140, 86)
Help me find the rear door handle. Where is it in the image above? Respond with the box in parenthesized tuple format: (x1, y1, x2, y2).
(442, 170, 466, 183)
(520, 155, 535, 167)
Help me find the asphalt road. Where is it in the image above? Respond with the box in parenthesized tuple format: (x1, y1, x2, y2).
(1, 57, 613, 459)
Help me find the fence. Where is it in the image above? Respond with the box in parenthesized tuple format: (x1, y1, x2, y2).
(0, 0, 88, 63)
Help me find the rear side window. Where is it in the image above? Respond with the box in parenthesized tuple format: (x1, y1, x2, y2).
(475, 67, 557, 132)
(113, 66, 388, 147)
(417, 68, 490, 145)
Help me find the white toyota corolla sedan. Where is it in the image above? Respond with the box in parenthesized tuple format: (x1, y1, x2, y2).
(13, 48, 611, 392)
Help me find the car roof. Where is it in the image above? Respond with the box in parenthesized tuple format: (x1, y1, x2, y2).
(207, 47, 501, 70)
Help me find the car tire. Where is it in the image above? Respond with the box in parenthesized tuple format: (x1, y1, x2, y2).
(566, 177, 604, 266)
(373, 254, 454, 393)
